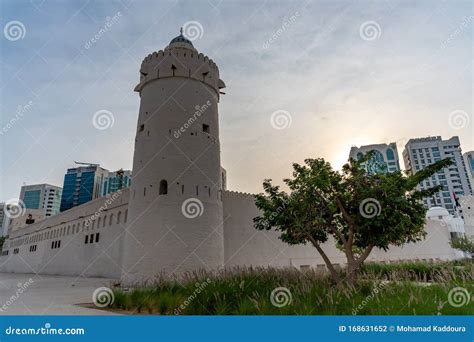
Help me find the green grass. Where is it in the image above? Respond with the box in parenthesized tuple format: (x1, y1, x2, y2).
(110, 262, 473, 315)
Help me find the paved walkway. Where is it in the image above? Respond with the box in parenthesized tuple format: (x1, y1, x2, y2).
(0, 273, 120, 315)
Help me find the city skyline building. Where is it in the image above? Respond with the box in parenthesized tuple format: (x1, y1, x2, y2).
(60, 164, 131, 212)
(349, 142, 401, 174)
(0, 203, 6, 236)
(403, 136, 471, 214)
(101, 169, 132, 197)
(463, 151, 474, 194)
(19, 184, 62, 218)
(60, 165, 109, 212)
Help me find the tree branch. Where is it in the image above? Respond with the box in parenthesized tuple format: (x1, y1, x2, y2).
(307, 235, 341, 283)
(355, 244, 374, 267)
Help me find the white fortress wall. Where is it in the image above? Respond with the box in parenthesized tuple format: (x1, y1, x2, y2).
(223, 190, 460, 269)
(368, 219, 459, 262)
(0, 189, 130, 278)
(223, 190, 347, 269)
(460, 195, 474, 239)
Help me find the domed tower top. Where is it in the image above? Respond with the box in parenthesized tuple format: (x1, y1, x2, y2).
(135, 29, 226, 96)
(167, 27, 196, 51)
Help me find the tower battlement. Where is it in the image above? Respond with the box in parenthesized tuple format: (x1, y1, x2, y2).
(135, 40, 225, 94)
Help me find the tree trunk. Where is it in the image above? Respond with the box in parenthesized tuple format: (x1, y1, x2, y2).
(307, 236, 341, 283)
(344, 244, 374, 286)
(346, 261, 358, 287)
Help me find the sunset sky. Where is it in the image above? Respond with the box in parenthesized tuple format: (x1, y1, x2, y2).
(1, 0, 472, 201)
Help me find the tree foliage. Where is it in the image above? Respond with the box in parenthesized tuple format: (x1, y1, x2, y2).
(450, 236, 474, 256)
(0, 236, 6, 251)
(254, 153, 453, 284)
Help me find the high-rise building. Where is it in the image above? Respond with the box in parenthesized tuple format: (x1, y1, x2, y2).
(349, 142, 400, 174)
(0, 203, 6, 236)
(463, 151, 474, 193)
(60, 165, 109, 212)
(101, 169, 132, 196)
(19, 184, 62, 217)
(403, 136, 471, 214)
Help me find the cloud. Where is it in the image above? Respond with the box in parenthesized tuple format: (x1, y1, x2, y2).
(1, 0, 472, 199)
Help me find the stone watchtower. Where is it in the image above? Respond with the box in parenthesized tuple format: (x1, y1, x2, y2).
(121, 30, 226, 282)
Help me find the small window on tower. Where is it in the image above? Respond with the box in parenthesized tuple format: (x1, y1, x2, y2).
(139, 124, 145, 132)
(203, 124, 210, 134)
(159, 180, 168, 195)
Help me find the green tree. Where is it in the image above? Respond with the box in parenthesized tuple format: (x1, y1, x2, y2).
(0, 235, 6, 251)
(450, 236, 474, 257)
(254, 154, 452, 284)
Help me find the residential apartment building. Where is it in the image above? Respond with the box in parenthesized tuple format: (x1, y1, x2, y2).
(403, 136, 471, 214)
(19, 184, 62, 217)
(349, 142, 401, 174)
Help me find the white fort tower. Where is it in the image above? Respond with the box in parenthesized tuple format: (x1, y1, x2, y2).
(121, 30, 226, 282)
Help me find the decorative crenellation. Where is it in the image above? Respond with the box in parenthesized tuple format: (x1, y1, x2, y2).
(136, 47, 225, 94)
(223, 190, 256, 199)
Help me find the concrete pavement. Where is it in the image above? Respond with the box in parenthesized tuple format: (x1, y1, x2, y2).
(0, 273, 120, 315)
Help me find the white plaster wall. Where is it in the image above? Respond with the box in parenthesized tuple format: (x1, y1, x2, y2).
(223, 190, 461, 270)
(0, 190, 130, 279)
(368, 219, 459, 262)
(223, 190, 346, 269)
(0, 187, 463, 280)
(8, 209, 45, 233)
